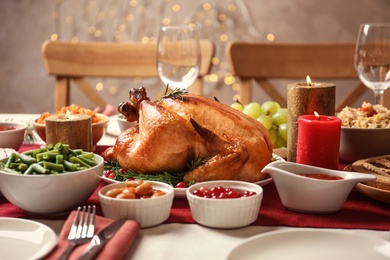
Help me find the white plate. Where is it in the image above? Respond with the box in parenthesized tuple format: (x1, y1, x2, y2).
(106, 115, 121, 137)
(272, 147, 287, 159)
(102, 154, 282, 198)
(0, 218, 57, 260)
(227, 229, 390, 260)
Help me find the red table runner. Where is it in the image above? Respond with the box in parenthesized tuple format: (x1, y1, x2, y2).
(1, 145, 389, 231)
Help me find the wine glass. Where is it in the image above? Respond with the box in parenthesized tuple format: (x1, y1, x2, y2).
(354, 23, 390, 104)
(157, 25, 201, 90)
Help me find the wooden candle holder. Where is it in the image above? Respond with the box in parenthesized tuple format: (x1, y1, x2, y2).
(45, 114, 93, 152)
(287, 82, 335, 162)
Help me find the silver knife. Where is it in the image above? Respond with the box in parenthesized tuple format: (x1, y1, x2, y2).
(78, 218, 127, 260)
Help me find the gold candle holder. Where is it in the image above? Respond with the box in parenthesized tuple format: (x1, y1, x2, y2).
(45, 114, 93, 152)
(287, 81, 335, 162)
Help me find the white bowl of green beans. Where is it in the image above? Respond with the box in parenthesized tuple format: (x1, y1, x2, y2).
(0, 143, 104, 215)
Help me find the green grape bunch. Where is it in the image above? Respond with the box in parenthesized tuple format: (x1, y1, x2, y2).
(231, 100, 287, 149)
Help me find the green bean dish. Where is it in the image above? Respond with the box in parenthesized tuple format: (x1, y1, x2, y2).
(0, 143, 97, 175)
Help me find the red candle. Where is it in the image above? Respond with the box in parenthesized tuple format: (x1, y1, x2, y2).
(296, 114, 341, 169)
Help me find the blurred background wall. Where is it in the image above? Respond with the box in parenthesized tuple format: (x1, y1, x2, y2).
(0, 0, 389, 113)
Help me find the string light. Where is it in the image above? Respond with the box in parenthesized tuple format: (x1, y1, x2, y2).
(211, 57, 219, 65)
(209, 74, 219, 82)
(172, 4, 181, 12)
(108, 86, 118, 95)
(232, 83, 240, 92)
(129, 0, 137, 7)
(219, 34, 228, 42)
(224, 73, 235, 85)
(203, 3, 211, 11)
(52, 0, 272, 99)
(141, 37, 151, 44)
(267, 33, 275, 41)
(95, 82, 104, 91)
(51, 34, 58, 41)
(162, 18, 171, 25)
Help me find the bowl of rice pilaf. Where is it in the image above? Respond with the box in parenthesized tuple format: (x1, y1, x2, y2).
(337, 102, 390, 163)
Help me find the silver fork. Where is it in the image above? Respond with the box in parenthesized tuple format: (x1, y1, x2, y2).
(59, 205, 96, 260)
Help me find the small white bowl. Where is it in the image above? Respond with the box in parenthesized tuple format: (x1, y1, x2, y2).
(186, 180, 263, 229)
(0, 122, 28, 150)
(0, 153, 104, 215)
(116, 114, 137, 133)
(99, 181, 174, 228)
(261, 161, 377, 214)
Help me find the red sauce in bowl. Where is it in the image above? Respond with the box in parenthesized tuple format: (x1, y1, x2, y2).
(0, 126, 16, 131)
(298, 173, 343, 180)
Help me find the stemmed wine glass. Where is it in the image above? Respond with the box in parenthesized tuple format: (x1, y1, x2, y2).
(354, 23, 390, 104)
(157, 25, 201, 90)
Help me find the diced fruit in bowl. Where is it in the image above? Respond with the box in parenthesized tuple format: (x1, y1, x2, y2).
(231, 100, 287, 149)
(0, 143, 104, 215)
(187, 180, 263, 229)
(192, 185, 257, 199)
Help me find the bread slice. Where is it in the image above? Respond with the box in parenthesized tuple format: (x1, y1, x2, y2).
(351, 155, 390, 191)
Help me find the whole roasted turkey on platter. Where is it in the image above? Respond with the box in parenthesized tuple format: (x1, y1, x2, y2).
(102, 87, 273, 183)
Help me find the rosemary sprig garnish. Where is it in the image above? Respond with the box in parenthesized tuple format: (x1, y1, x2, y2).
(109, 167, 186, 186)
(158, 85, 188, 101)
(187, 153, 208, 171)
(104, 154, 208, 187)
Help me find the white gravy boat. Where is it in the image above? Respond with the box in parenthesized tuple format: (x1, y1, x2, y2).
(261, 161, 377, 213)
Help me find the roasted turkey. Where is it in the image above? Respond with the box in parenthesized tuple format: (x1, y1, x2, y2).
(102, 87, 273, 183)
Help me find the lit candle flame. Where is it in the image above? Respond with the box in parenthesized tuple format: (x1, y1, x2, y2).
(314, 111, 320, 121)
(306, 75, 313, 86)
(64, 110, 78, 120)
(65, 110, 71, 119)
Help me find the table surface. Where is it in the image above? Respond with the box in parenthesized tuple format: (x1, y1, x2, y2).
(1, 113, 390, 259)
(35, 220, 390, 260)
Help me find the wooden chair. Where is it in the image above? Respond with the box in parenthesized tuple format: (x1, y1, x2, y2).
(42, 40, 214, 112)
(225, 41, 390, 111)
(383, 87, 390, 108)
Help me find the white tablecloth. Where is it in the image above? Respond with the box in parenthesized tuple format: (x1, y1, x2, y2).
(35, 220, 390, 259)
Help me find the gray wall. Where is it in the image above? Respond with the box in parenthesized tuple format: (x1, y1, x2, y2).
(1, 0, 389, 113)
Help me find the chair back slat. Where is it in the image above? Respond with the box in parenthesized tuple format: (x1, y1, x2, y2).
(42, 40, 214, 112)
(225, 41, 388, 110)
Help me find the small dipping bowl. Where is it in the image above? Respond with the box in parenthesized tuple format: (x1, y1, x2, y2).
(116, 114, 137, 133)
(99, 181, 174, 228)
(187, 180, 263, 229)
(261, 161, 376, 214)
(0, 122, 28, 150)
